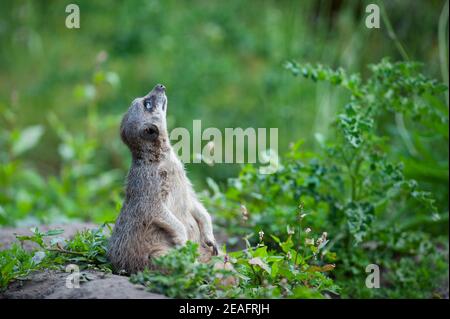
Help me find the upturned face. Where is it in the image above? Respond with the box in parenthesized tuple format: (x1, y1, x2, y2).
(120, 84, 169, 155)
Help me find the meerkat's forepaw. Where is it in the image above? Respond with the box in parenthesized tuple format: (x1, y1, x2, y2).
(173, 238, 187, 247)
(203, 238, 219, 256)
(173, 231, 188, 247)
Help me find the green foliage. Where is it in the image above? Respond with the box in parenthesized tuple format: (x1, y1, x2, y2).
(340, 228, 448, 298)
(2, 224, 337, 298)
(1, 58, 447, 299)
(130, 242, 228, 299)
(0, 63, 123, 226)
(225, 228, 338, 299)
(0, 0, 446, 191)
(0, 225, 113, 289)
(0, 243, 48, 289)
(0, 1, 448, 299)
(131, 224, 338, 299)
(203, 59, 448, 298)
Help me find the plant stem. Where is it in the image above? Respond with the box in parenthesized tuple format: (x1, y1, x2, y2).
(249, 265, 261, 285)
(378, 0, 410, 61)
(379, 0, 422, 158)
(438, 0, 449, 107)
(47, 248, 85, 256)
(294, 223, 302, 267)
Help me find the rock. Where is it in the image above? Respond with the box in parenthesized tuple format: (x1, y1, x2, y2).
(1, 269, 166, 299)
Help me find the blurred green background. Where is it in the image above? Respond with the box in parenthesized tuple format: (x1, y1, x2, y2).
(0, 0, 448, 226)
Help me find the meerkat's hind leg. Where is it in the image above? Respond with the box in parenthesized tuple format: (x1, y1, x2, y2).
(153, 208, 188, 247)
(191, 200, 218, 255)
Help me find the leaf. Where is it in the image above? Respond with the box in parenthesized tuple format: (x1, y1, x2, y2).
(279, 237, 294, 253)
(12, 125, 44, 156)
(267, 255, 284, 263)
(253, 246, 268, 258)
(318, 239, 329, 250)
(106, 72, 120, 87)
(248, 257, 271, 275)
(15, 233, 44, 248)
(31, 251, 46, 265)
(344, 202, 375, 244)
(45, 229, 65, 236)
(271, 262, 279, 278)
(307, 264, 335, 273)
(321, 264, 336, 272)
(270, 234, 281, 244)
(58, 144, 75, 160)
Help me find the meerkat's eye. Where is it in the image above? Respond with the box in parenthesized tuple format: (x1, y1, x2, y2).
(143, 99, 153, 111)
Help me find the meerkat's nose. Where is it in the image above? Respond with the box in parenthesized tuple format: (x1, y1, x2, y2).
(155, 84, 166, 92)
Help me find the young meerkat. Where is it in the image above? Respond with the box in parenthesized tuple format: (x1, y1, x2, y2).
(108, 84, 218, 274)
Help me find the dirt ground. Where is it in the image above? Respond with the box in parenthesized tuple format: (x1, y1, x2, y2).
(1, 269, 166, 299)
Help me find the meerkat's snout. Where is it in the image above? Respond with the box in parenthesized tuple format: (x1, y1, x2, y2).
(138, 84, 168, 142)
(143, 84, 167, 113)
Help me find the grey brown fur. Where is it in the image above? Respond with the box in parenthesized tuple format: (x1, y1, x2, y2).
(108, 84, 218, 274)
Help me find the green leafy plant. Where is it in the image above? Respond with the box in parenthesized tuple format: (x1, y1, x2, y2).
(0, 225, 113, 290)
(0, 243, 49, 290)
(2, 221, 337, 299)
(130, 242, 230, 298)
(0, 63, 123, 226)
(202, 59, 448, 298)
(131, 211, 338, 299)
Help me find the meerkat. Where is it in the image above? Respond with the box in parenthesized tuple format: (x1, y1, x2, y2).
(108, 84, 218, 274)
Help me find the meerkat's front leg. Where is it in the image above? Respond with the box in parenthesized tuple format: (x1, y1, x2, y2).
(191, 200, 218, 255)
(153, 208, 188, 246)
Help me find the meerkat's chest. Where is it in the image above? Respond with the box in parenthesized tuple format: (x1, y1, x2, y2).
(158, 159, 193, 213)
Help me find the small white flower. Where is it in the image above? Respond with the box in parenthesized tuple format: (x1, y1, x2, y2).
(287, 225, 295, 235)
(305, 238, 315, 245)
(240, 205, 249, 221)
(305, 228, 312, 234)
(258, 230, 264, 242)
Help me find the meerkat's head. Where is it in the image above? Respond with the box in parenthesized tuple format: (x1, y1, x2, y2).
(120, 84, 169, 160)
